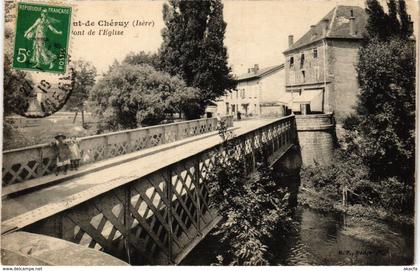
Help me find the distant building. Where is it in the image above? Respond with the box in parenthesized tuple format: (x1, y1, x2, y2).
(216, 64, 288, 117)
(283, 5, 368, 120)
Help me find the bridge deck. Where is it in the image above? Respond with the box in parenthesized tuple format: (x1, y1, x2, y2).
(2, 119, 275, 232)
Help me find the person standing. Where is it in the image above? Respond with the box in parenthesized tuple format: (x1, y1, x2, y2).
(51, 134, 70, 175)
(68, 136, 81, 170)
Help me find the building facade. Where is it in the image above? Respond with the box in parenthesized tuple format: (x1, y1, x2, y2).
(216, 64, 288, 117)
(283, 5, 368, 121)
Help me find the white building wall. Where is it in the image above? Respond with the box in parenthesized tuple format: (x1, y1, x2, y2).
(216, 67, 289, 117)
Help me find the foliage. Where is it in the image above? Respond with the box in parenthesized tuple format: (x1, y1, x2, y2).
(122, 51, 160, 69)
(353, 36, 415, 182)
(365, 0, 413, 41)
(300, 148, 414, 215)
(397, 0, 412, 39)
(65, 60, 97, 112)
(159, 0, 236, 118)
(206, 129, 292, 265)
(89, 63, 199, 130)
(3, 26, 33, 116)
(300, 150, 369, 205)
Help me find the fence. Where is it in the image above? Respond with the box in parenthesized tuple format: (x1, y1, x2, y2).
(2, 116, 234, 187)
(5, 115, 297, 265)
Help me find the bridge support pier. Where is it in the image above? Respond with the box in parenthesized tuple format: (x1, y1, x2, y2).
(272, 145, 302, 208)
(295, 113, 336, 166)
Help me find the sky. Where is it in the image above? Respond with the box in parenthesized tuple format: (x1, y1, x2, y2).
(69, 0, 418, 75)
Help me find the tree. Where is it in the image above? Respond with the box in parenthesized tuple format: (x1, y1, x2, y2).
(365, 0, 413, 41)
(65, 60, 96, 126)
(159, 0, 236, 119)
(89, 63, 199, 130)
(122, 51, 160, 69)
(3, 26, 33, 116)
(347, 0, 415, 184)
(354, 38, 415, 183)
(397, 0, 413, 39)
(365, 0, 388, 40)
(386, 0, 400, 36)
(194, 0, 237, 113)
(207, 127, 292, 265)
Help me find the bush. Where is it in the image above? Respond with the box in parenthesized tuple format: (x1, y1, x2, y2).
(300, 148, 414, 216)
(355, 37, 415, 183)
(377, 177, 414, 214)
(206, 131, 293, 265)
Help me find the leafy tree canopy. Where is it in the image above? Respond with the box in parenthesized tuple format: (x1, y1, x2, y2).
(351, 38, 415, 183)
(89, 63, 200, 130)
(365, 0, 413, 40)
(345, 0, 415, 184)
(65, 59, 97, 111)
(122, 51, 160, 69)
(4, 26, 32, 116)
(159, 0, 236, 118)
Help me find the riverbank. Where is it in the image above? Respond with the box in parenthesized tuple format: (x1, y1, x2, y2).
(299, 185, 414, 225)
(182, 205, 414, 265)
(298, 185, 414, 248)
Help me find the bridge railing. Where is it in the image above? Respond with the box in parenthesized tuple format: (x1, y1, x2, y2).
(2, 116, 234, 187)
(10, 115, 298, 265)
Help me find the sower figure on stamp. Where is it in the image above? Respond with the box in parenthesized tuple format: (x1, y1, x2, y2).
(51, 134, 71, 175)
(24, 9, 62, 69)
(68, 136, 81, 170)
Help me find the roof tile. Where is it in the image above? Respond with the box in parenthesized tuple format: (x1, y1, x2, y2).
(284, 6, 368, 53)
(236, 64, 284, 81)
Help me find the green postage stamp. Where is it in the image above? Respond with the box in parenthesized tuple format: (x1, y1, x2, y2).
(12, 2, 72, 73)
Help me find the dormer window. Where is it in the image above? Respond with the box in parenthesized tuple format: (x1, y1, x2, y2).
(289, 57, 294, 68)
(300, 54, 305, 68)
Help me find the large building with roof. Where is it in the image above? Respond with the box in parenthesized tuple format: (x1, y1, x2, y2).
(216, 64, 287, 117)
(283, 5, 368, 120)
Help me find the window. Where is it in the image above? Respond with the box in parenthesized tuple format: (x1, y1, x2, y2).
(301, 71, 306, 82)
(236, 90, 239, 99)
(314, 66, 320, 80)
(313, 48, 318, 58)
(289, 57, 294, 68)
(300, 54, 305, 68)
(240, 89, 246, 99)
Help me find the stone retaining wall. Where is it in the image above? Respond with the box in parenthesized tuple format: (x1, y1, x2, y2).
(295, 113, 335, 166)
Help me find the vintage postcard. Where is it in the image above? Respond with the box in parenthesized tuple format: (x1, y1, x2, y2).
(1, 0, 418, 268)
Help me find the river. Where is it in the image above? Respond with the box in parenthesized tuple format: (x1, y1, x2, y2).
(181, 207, 414, 265)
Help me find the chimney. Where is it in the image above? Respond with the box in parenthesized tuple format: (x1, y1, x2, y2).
(349, 13, 355, 36)
(408, 15, 414, 39)
(253, 64, 259, 74)
(321, 19, 329, 36)
(310, 25, 316, 38)
(288, 35, 294, 47)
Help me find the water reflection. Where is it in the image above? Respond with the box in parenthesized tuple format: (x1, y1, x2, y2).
(272, 208, 414, 265)
(182, 207, 414, 265)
